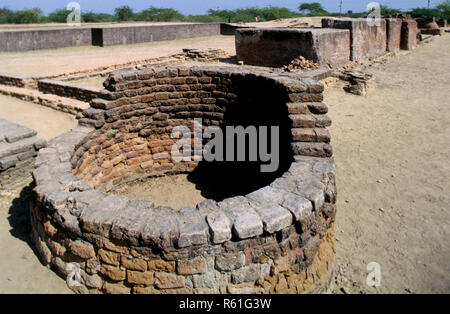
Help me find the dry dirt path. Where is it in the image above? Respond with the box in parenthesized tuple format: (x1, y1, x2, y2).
(0, 96, 76, 293)
(326, 34, 450, 294)
(0, 35, 236, 77)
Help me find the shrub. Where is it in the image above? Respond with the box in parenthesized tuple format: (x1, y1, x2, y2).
(11, 8, 43, 24)
(137, 7, 184, 22)
(0, 7, 13, 24)
(298, 3, 329, 15)
(115, 5, 135, 22)
(82, 12, 115, 23)
(47, 8, 71, 23)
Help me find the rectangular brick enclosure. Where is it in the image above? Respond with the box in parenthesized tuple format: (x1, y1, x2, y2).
(235, 28, 350, 68)
(93, 23, 221, 47)
(322, 18, 387, 61)
(386, 18, 402, 52)
(0, 23, 229, 52)
(0, 28, 92, 52)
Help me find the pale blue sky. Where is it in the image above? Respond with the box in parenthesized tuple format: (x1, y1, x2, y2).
(0, 0, 442, 15)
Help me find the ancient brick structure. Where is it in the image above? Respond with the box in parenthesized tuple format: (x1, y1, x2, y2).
(416, 17, 442, 36)
(436, 18, 447, 28)
(0, 73, 32, 88)
(38, 79, 102, 103)
(0, 23, 229, 52)
(0, 119, 46, 189)
(31, 66, 337, 294)
(322, 18, 387, 61)
(385, 18, 402, 53)
(401, 19, 420, 50)
(235, 28, 350, 68)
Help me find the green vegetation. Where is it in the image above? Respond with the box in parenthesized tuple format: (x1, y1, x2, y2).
(114, 5, 134, 22)
(298, 2, 329, 15)
(379, 5, 402, 16)
(81, 12, 115, 23)
(46, 8, 72, 23)
(409, 0, 450, 20)
(0, 2, 448, 25)
(137, 7, 185, 22)
(1, 8, 44, 24)
(202, 7, 299, 23)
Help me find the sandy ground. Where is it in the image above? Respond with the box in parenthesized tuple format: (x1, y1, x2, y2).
(326, 35, 450, 294)
(0, 24, 448, 294)
(0, 96, 77, 294)
(0, 95, 77, 140)
(0, 35, 236, 77)
(112, 174, 206, 210)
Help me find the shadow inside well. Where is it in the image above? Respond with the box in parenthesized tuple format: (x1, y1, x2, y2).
(187, 74, 293, 202)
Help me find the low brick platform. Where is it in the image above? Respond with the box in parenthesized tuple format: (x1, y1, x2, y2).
(0, 118, 46, 189)
(322, 18, 387, 61)
(31, 66, 337, 294)
(236, 28, 350, 68)
(38, 79, 102, 103)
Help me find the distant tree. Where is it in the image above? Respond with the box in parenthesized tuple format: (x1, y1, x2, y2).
(409, 0, 450, 19)
(0, 7, 13, 23)
(11, 8, 43, 24)
(436, 0, 450, 19)
(115, 6, 134, 21)
(184, 14, 224, 23)
(82, 11, 115, 23)
(47, 8, 71, 23)
(137, 7, 184, 22)
(207, 7, 298, 23)
(298, 2, 328, 15)
(378, 5, 402, 16)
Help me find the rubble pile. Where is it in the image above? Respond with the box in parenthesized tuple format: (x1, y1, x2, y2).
(283, 56, 319, 72)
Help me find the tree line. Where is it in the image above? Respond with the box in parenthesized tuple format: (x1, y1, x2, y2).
(0, 2, 448, 25)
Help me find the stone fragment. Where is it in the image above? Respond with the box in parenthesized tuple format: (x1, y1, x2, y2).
(206, 212, 232, 244)
(177, 207, 209, 248)
(177, 256, 207, 275)
(219, 197, 263, 239)
(215, 252, 246, 271)
(154, 272, 185, 289)
(127, 270, 154, 286)
(103, 282, 131, 294)
(250, 203, 293, 233)
(100, 264, 126, 281)
(98, 249, 120, 266)
(148, 260, 176, 272)
(231, 263, 271, 284)
(80, 195, 129, 237)
(68, 240, 96, 259)
(281, 193, 313, 222)
(121, 256, 148, 271)
(81, 271, 103, 289)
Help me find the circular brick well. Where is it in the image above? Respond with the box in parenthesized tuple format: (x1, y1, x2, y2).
(31, 66, 337, 294)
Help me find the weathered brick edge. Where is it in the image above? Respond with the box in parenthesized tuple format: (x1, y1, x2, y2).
(38, 79, 102, 103)
(0, 118, 46, 189)
(31, 66, 337, 294)
(0, 72, 30, 88)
